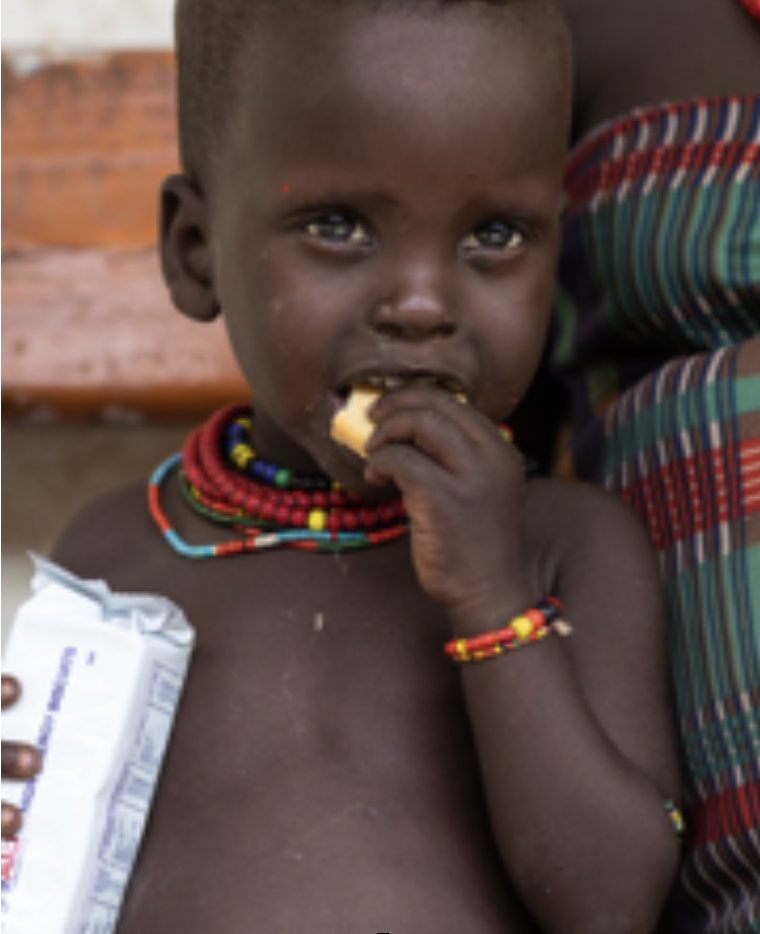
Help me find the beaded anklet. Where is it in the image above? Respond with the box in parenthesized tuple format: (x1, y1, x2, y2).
(444, 598, 571, 663)
(149, 405, 410, 557)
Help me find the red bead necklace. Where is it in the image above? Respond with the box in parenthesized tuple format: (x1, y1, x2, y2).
(147, 405, 411, 555)
(183, 405, 408, 535)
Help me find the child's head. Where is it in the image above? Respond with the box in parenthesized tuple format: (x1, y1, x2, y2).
(162, 0, 572, 491)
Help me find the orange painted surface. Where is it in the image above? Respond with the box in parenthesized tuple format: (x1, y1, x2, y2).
(2, 249, 249, 424)
(1, 51, 252, 422)
(2, 51, 178, 250)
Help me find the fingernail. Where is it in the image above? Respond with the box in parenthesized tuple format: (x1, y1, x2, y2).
(17, 746, 42, 775)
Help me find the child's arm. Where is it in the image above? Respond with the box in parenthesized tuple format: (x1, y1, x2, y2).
(365, 387, 680, 934)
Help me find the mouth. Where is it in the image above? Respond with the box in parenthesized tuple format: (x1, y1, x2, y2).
(336, 372, 468, 405)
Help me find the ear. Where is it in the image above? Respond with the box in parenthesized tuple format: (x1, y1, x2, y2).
(160, 174, 220, 322)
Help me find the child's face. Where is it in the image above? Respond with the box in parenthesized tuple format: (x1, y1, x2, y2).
(205, 4, 570, 491)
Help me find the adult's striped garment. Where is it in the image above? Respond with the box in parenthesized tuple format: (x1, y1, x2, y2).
(549, 97, 760, 933)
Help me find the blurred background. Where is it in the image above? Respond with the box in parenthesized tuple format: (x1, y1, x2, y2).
(3, 0, 174, 48)
(2, 0, 247, 643)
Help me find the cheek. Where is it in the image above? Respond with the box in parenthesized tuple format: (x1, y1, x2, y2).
(478, 291, 553, 413)
(219, 257, 307, 375)
(225, 307, 303, 392)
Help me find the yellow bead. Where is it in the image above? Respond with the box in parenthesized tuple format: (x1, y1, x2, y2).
(230, 444, 254, 468)
(512, 616, 534, 640)
(308, 509, 327, 532)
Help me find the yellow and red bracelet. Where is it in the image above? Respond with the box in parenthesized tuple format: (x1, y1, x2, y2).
(445, 597, 570, 663)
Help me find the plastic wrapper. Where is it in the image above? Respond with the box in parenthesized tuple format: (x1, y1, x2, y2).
(1, 557, 195, 934)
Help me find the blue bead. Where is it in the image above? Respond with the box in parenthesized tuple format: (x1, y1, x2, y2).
(152, 453, 181, 486)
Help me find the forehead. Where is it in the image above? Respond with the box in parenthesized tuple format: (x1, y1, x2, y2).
(221, 3, 570, 189)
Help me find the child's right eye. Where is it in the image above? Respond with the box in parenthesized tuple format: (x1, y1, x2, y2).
(304, 214, 370, 245)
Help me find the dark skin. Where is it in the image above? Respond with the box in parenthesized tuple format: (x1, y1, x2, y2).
(1, 6, 681, 932)
(1, 677, 42, 838)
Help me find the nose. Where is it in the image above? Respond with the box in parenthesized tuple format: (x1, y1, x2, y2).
(368, 269, 457, 342)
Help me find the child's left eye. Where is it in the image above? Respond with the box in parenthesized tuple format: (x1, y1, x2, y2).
(462, 221, 524, 252)
(304, 214, 370, 245)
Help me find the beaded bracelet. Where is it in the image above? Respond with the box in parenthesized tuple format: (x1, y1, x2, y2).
(664, 799, 686, 838)
(445, 597, 571, 664)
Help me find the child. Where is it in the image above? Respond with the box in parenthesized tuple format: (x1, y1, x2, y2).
(2, 1, 683, 930)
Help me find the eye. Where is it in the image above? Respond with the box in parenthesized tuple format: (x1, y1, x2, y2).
(462, 220, 524, 252)
(304, 213, 370, 245)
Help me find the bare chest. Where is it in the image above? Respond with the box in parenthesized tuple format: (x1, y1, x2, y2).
(110, 548, 538, 933)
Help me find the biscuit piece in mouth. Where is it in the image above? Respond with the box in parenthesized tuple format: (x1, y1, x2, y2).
(331, 386, 381, 458)
(331, 382, 467, 458)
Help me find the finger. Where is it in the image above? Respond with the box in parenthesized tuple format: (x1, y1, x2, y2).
(365, 429, 460, 498)
(2, 743, 42, 781)
(2, 803, 23, 839)
(2, 675, 21, 709)
(371, 385, 489, 447)
(366, 406, 471, 474)
(367, 401, 496, 478)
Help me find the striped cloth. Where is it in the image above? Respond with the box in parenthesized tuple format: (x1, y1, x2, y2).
(549, 98, 760, 932)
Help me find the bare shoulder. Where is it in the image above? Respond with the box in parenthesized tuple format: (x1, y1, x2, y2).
(526, 478, 678, 792)
(528, 479, 654, 565)
(525, 477, 665, 643)
(526, 477, 660, 595)
(50, 480, 160, 584)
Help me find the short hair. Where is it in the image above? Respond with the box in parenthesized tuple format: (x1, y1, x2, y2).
(175, 0, 570, 194)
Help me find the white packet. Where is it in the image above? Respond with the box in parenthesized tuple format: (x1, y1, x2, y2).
(1, 557, 195, 934)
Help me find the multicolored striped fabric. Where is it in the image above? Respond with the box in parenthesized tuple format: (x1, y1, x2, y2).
(604, 341, 760, 932)
(549, 98, 760, 933)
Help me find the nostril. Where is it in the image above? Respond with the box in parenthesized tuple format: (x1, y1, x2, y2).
(370, 296, 456, 340)
(372, 318, 455, 341)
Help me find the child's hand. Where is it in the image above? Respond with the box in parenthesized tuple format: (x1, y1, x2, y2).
(364, 386, 533, 631)
(2, 675, 42, 838)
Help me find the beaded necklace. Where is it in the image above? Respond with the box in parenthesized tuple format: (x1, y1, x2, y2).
(150, 404, 514, 558)
(149, 404, 410, 557)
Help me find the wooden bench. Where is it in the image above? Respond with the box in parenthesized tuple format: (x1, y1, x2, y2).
(2, 50, 248, 423)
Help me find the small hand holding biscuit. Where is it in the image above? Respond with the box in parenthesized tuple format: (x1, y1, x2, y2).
(337, 385, 532, 631)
